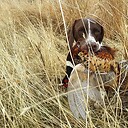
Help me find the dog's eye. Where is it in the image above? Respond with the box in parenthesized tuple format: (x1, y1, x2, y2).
(95, 31, 100, 35)
(93, 29, 100, 35)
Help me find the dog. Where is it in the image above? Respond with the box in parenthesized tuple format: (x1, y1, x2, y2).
(62, 18, 104, 87)
(62, 18, 120, 119)
(62, 18, 128, 119)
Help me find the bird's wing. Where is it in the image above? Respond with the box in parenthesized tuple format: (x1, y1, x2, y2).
(67, 64, 105, 119)
(68, 85, 86, 119)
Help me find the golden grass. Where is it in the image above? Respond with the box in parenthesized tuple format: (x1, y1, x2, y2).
(0, 0, 128, 127)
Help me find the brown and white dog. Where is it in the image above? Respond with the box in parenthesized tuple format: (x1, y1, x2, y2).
(68, 18, 104, 50)
(62, 18, 104, 87)
(62, 18, 105, 119)
(62, 18, 128, 119)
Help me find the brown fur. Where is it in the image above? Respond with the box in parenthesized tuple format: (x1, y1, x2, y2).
(67, 18, 104, 49)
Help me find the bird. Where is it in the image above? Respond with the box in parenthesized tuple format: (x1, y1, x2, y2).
(67, 46, 121, 119)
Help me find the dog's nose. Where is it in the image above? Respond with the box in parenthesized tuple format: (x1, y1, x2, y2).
(91, 43, 97, 49)
(87, 42, 99, 52)
(81, 43, 98, 52)
(90, 43, 99, 52)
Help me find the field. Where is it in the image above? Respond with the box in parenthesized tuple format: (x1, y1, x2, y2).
(0, 0, 128, 127)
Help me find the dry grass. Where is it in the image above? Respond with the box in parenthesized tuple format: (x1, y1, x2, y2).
(0, 0, 128, 127)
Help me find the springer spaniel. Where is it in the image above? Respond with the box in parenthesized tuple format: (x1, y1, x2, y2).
(62, 18, 104, 87)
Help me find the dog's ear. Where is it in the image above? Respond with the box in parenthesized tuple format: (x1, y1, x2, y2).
(67, 29, 74, 48)
(67, 20, 77, 48)
(67, 19, 83, 48)
(99, 25, 104, 43)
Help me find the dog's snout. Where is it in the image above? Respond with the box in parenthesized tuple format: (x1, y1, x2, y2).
(81, 42, 100, 52)
(86, 39, 95, 45)
(90, 42, 100, 52)
(80, 42, 99, 52)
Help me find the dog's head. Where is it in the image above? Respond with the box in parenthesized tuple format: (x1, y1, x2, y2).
(68, 18, 104, 52)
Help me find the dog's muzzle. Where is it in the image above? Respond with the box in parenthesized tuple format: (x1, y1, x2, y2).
(81, 35, 101, 52)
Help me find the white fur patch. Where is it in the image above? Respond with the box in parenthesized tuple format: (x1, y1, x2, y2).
(87, 19, 97, 43)
(86, 35, 96, 44)
(87, 19, 101, 51)
(66, 61, 74, 69)
(97, 42, 102, 50)
(87, 19, 91, 37)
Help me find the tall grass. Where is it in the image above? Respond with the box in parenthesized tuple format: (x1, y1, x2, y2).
(0, 0, 127, 127)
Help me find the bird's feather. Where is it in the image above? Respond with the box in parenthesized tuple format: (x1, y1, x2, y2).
(67, 64, 106, 119)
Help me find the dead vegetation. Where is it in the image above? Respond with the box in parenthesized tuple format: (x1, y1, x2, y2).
(0, 0, 128, 127)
